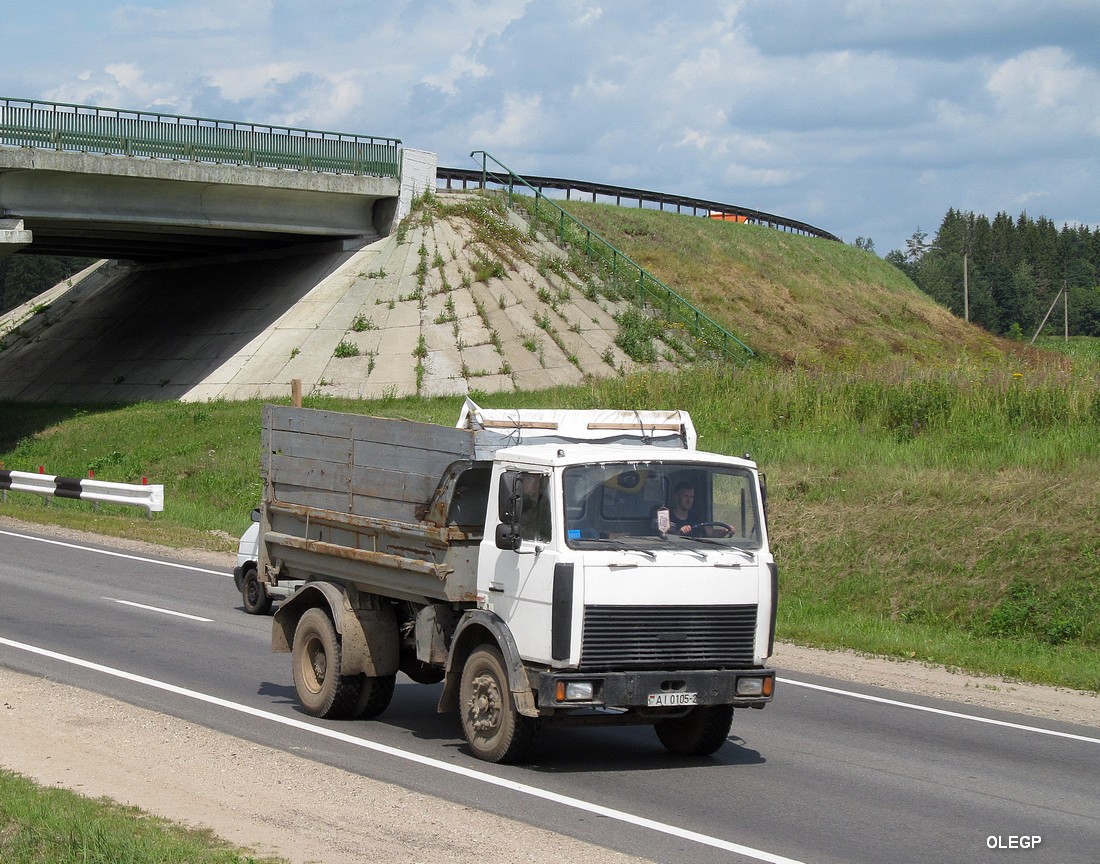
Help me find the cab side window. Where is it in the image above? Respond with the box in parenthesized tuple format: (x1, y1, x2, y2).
(518, 472, 551, 542)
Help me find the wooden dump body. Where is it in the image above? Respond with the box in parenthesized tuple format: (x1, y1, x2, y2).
(260, 405, 487, 605)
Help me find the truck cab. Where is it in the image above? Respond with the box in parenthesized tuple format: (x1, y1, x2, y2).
(476, 445, 775, 718)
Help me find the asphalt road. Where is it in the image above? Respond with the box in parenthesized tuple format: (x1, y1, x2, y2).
(1, 526, 1097, 864)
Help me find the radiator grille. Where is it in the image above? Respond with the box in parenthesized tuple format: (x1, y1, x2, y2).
(580, 604, 757, 670)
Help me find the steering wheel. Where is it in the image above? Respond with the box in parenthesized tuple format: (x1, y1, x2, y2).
(691, 521, 734, 538)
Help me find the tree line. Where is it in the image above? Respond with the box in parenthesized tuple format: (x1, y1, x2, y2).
(884, 209, 1100, 339)
(0, 255, 94, 315)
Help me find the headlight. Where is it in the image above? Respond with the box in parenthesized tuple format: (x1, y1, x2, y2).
(736, 677, 765, 697)
(554, 680, 595, 701)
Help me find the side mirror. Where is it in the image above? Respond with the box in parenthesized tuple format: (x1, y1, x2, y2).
(495, 521, 521, 551)
(495, 472, 523, 551)
(759, 472, 769, 519)
(498, 471, 523, 522)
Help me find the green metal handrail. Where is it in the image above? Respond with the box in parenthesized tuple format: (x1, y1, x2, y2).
(0, 97, 402, 179)
(469, 151, 754, 359)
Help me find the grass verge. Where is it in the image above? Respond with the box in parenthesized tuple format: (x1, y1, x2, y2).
(0, 769, 282, 864)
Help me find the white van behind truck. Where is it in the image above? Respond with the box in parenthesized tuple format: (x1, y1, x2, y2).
(254, 400, 778, 762)
(232, 510, 269, 614)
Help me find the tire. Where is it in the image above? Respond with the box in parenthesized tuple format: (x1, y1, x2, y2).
(654, 704, 734, 756)
(354, 673, 397, 719)
(459, 646, 538, 763)
(291, 608, 360, 719)
(241, 567, 272, 615)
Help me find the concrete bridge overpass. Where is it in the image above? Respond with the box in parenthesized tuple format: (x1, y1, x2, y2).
(0, 97, 409, 263)
(0, 98, 802, 403)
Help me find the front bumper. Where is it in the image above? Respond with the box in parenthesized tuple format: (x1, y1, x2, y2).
(536, 667, 775, 711)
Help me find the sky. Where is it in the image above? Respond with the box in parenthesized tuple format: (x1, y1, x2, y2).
(5, 0, 1100, 255)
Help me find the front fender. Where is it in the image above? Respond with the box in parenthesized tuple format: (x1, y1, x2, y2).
(436, 609, 537, 718)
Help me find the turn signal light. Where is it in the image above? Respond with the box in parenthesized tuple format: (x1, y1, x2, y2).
(737, 676, 775, 697)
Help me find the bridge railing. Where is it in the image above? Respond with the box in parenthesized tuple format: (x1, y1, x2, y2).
(467, 151, 754, 360)
(0, 97, 402, 179)
(438, 165, 839, 242)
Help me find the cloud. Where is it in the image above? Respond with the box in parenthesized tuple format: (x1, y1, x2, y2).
(112, 0, 273, 36)
(468, 92, 544, 149)
(205, 62, 309, 103)
(987, 46, 1100, 118)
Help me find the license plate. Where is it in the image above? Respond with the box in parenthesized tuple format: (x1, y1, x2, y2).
(647, 691, 698, 707)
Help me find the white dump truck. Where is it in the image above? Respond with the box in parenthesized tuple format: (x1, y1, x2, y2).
(258, 399, 777, 762)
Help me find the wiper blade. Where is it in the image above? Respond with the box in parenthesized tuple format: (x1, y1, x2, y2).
(575, 537, 654, 556)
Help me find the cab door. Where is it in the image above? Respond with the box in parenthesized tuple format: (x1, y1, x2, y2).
(479, 469, 560, 664)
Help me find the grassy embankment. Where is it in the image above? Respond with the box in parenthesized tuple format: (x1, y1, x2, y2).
(2, 199, 1098, 695)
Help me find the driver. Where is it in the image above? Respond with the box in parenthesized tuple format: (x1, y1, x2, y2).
(666, 481, 733, 538)
(668, 481, 697, 535)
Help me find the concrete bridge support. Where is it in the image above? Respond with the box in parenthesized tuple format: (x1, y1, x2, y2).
(0, 218, 32, 262)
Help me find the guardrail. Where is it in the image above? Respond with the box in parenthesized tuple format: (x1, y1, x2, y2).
(0, 468, 164, 516)
(464, 151, 755, 360)
(0, 97, 402, 179)
(437, 165, 839, 242)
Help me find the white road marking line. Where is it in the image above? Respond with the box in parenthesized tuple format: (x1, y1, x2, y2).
(0, 529, 228, 576)
(103, 598, 214, 622)
(777, 677, 1100, 745)
(0, 636, 807, 864)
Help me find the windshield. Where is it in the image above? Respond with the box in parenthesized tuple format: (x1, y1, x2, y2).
(562, 461, 763, 552)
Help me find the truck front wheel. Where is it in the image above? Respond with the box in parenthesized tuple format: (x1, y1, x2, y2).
(459, 646, 538, 763)
(654, 704, 734, 756)
(292, 608, 360, 719)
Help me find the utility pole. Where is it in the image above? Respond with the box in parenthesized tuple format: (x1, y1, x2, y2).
(962, 220, 971, 323)
(1063, 279, 1069, 341)
(963, 252, 969, 322)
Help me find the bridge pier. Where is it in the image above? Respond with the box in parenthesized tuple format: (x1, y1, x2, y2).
(0, 218, 32, 262)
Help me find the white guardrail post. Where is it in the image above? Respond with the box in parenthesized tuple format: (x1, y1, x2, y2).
(0, 469, 164, 516)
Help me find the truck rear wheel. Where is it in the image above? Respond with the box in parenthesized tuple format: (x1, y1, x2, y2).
(459, 646, 538, 763)
(292, 608, 360, 718)
(354, 674, 396, 719)
(654, 704, 734, 756)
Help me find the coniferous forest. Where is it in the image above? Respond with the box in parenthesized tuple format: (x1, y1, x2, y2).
(886, 209, 1100, 339)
